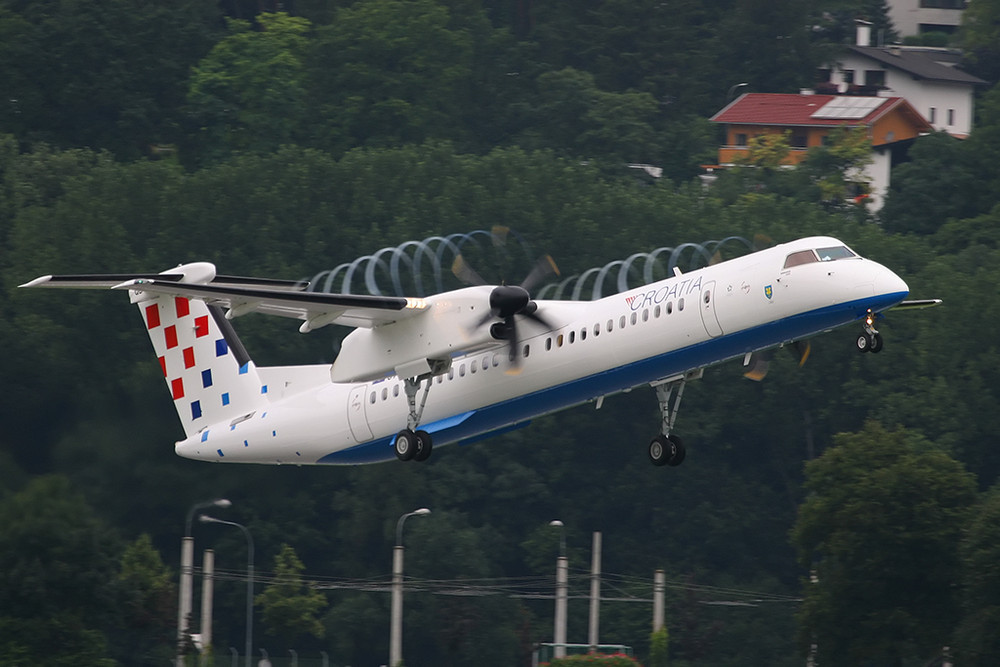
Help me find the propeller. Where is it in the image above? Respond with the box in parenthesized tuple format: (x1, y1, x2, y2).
(452, 253, 560, 369)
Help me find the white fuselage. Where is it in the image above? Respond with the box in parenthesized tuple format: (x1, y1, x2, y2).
(173, 236, 909, 465)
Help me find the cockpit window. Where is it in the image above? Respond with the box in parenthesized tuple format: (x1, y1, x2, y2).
(816, 246, 857, 261)
(783, 250, 818, 269)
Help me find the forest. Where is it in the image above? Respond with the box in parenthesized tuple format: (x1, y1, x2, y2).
(2, 0, 1000, 665)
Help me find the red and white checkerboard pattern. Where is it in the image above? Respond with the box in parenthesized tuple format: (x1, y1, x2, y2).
(140, 294, 267, 438)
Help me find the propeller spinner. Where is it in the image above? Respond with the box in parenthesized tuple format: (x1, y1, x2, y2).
(453, 254, 559, 367)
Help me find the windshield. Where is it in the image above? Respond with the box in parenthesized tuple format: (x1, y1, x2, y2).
(815, 245, 857, 261)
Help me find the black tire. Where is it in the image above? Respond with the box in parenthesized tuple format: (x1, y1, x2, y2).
(649, 435, 671, 467)
(395, 429, 417, 461)
(856, 333, 870, 353)
(414, 430, 433, 462)
(870, 332, 884, 354)
(667, 434, 686, 467)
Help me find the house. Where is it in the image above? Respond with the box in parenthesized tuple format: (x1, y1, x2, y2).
(817, 21, 985, 137)
(709, 93, 933, 210)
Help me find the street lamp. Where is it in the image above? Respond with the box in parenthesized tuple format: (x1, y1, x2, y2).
(178, 498, 231, 667)
(726, 82, 749, 102)
(390, 508, 431, 667)
(200, 515, 254, 667)
(549, 520, 568, 659)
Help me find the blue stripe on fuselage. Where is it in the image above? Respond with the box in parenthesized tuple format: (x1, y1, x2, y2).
(317, 292, 905, 465)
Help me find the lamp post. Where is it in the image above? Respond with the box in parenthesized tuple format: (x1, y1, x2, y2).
(178, 498, 231, 667)
(726, 82, 749, 102)
(549, 520, 568, 659)
(390, 508, 431, 667)
(200, 515, 253, 667)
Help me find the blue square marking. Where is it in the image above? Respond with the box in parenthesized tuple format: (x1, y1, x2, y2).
(222, 392, 230, 406)
(217, 449, 224, 457)
(201, 431, 210, 442)
(202, 369, 213, 388)
(215, 339, 228, 356)
(191, 400, 202, 420)
(261, 384, 268, 394)
(239, 362, 250, 375)
(244, 440, 249, 447)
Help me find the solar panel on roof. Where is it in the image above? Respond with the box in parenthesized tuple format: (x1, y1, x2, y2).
(811, 96, 887, 120)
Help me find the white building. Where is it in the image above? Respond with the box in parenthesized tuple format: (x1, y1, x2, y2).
(886, 0, 966, 39)
(818, 22, 985, 138)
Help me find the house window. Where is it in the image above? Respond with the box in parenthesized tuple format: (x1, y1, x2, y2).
(864, 70, 885, 88)
(929, 107, 937, 123)
(947, 109, 955, 125)
(842, 70, 855, 84)
(735, 133, 748, 146)
(816, 68, 831, 83)
(791, 132, 808, 148)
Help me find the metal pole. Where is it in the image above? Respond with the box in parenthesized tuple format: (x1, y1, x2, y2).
(178, 536, 194, 666)
(390, 545, 404, 667)
(200, 550, 215, 665)
(653, 569, 665, 632)
(554, 555, 568, 658)
(389, 508, 429, 667)
(199, 516, 252, 667)
(588, 531, 602, 653)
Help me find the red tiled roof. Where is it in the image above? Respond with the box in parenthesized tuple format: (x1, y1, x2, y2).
(710, 93, 918, 128)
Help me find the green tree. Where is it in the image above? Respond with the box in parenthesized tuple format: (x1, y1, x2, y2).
(255, 543, 327, 642)
(0, 475, 119, 666)
(955, 487, 1000, 662)
(958, 0, 1000, 83)
(114, 534, 176, 665)
(649, 626, 669, 667)
(791, 422, 977, 665)
(186, 12, 312, 160)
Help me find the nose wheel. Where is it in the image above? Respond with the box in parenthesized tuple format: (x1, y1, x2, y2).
(856, 309, 883, 353)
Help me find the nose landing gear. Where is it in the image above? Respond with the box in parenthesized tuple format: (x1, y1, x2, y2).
(856, 309, 883, 353)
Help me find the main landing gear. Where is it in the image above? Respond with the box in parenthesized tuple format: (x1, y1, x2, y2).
(855, 308, 884, 354)
(395, 375, 434, 462)
(647, 370, 701, 467)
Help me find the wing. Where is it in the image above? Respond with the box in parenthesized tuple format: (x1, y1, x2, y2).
(21, 272, 428, 330)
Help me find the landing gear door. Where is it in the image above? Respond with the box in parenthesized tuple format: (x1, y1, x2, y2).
(347, 385, 374, 443)
(700, 280, 724, 338)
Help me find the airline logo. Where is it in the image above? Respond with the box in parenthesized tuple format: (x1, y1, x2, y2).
(625, 276, 703, 310)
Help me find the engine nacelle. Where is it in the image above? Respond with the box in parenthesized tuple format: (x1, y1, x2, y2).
(331, 286, 500, 382)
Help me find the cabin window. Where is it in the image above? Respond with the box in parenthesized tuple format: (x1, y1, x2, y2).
(630, 312, 638, 326)
(436, 375, 443, 384)
(642, 309, 649, 322)
(607, 319, 614, 333)
(619, 315, 626, 329)
(666, 302, 673, 315)
(580, 327, 587, 341)
(483, 357, 489, 371)
(569, 330, 576, 344)
(382, 388, 388, 401)
(492, 353, 501, 367)
(678, 298, 685, 311)
(654, 305, 661, 318)
(369, 391, 376, 404)
(546, 338, 552, 351)
(459, 364, 466, 377)
(784, 249, 818, 268)
(448, 368, 455, 380)
(523, 344, 530, 358)
(557, 334, 564, 348)
(470, 359, 476, 374)
(594, 323, 600, 337)
(816, 246, 857, 261)
(393, 384, 399, 397)
(704, 290, 711, 304)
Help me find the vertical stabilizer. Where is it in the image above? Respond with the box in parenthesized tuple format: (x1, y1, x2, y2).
(130, 263, 269, 438)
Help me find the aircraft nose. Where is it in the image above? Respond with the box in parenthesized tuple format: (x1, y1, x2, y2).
(877, 266, 909, 299)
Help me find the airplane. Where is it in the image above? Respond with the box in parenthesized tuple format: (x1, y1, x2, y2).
(21, 235, 939, 468)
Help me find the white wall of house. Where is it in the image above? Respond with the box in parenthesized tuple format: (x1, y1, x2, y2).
(862, 148, 893, 212)
(829, 52, 974, 136)
(886, 0, 964, 37)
